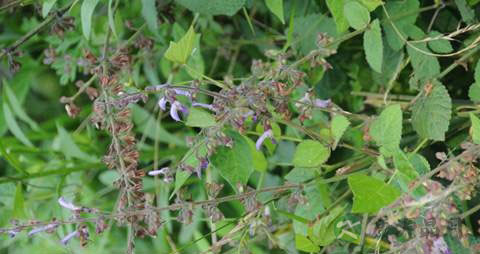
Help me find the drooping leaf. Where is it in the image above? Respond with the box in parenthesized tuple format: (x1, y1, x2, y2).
(292, 140, 330, 168)
(363, 19, 383, 73)
(56, 124, 97, 162)
(164, 26, 198, 64)
(186, 108, 216, 127)
(4, 84, 38, 130)
(344, 1, 370, 30)
(80, 0, 100, 40)
(331, 114, 350, 149)
(265, 0, 284, 24)
(455, 0, 475, 24)
(141, 0, 158, 33)
(348, 173, 401, 213)
(245, 137, 268, 172)
(295, 234, 320, 252)
(13, 182, 26, 219)
(427, 31, 453, 53)
(210, 131, 254, 191)
(369, 104, 402, 154)
(411, 82, 452, 141)
(176, 0, 246, 16)
(326, 0, 349, 33)
(3, 102, 33, 147)
(470, 113, 480, 144)
(42, 0, 58, 18)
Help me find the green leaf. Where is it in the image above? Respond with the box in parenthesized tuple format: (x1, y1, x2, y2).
(468, 83, 480, 102)
(210, 131, 254, 191)
(265, 0, 284, 24)
(164, 26, 198, 64)
(3, 102, 33, 147)
(382, 0, 419, 51)
(363, 19, 383, 73)
(42, 0, 57, 18)
(171, 142, 208, 198)
(56, 124, 97, 162)
(427, 31, 453, 53)
(344, 1, 370, 30)
(186, 108, 216, 128)
(13, 182, 26, 219)
(0, 139, 28, 175)
(292, 140, 330, 168)
(99, 170, 119, 186)
(369, 104, 402, 154)
(4, 83, 39, 130)
(406, 27, 440, 81)
(295, 234, 320, 252)
(326, 0, 349, 33)
(470, 113, 480, 144)
(285, 167, 315, 183)
(108, 0, 118, 38)
(245, 137, 267, 172)
(348, 173, 401, 213)
(176, 0, 246, 16)
(309, 206, 344, 246)
(141, 0, 158, 33)
(455, 0, 475, 24)
(475, 58, 480, 82)
(291, 14, 339, 55)
(80, 0, 100, 40)
(357, 0, 383, 11)
(411, 82, 452, 141)
(331, 115, 350, 149)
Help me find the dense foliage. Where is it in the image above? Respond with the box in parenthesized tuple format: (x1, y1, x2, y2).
(2, 0, 480, 253)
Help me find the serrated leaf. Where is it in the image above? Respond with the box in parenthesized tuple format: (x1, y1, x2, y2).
(176, 0, 246, 16)
(56, 124, 97, 162)
(186, 108, 216, 127)
(407, 27, 440, 81)
(344, 1, 370, 30)
(210, 131, 253, 191)
(382, 0, 419, 51)
(369, 104, 402, 154)
(295, 234, 320, 252)
(331, 115, 350, 149)
(363, 19, 383, 73)
(292, 140, 330, 168)
(42, 0, 57, 18)
(470, 113, 480, 144)
(141, 0, 158, 33)
(245, 137, 267, 172)
(326, 0, 349, 33)
(13, 182, 26, 219)
(428, 31, 453, 53)
(3, 102, 33, 147)
(348, 173, 401, 213)
(357, 0, 383, 11)
(411, 82, 452, 141)
(81, 0, 100, 40)
(265, 0, 284, 24)
(164, 26, 198, 64)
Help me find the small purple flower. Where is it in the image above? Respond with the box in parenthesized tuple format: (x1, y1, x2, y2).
(173, 88, 191, 97)
(192, 102, 216, 112)
(58, 197, 81, 211)
(145, 84, 169, 92)
(61, 230, 78, 245)
(28, 223, 58, 237)
(256, 129, 274, 150)
(8, 229, 19, 238)
(148, 167, 170, 176)
(432, 237, 451, 254)
(158, 97, 168, 111)
(170, 101, 185, 121)
(313, 98, 331, 108)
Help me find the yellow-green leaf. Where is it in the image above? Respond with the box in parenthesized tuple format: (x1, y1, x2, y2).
(265, 0, 284, 24)
(164, 26, 198, 64)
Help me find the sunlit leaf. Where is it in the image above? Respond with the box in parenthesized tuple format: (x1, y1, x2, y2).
(292, 140, 330, 168)
(348, 173, 401, 213)
(186, 107, 216, 128)
(176, 0, 246, 16)
(344, 1, 370, 30)
(331, 114, 350, 149)
(363, 19, 383, 73)
(164, 26, 198, 64)
(369, 104, 402, 154)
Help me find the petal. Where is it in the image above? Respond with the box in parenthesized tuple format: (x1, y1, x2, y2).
(255, 129, 273, 150)
(170, 101, 182, 121)
(313, 99, 331, 108)
(58, 197, 81, 211)
(173, 89, 191, 97)
(61, 230, 78, 245)
(148, 167, 169, 176)
(158, 97, 168, 111)
(192, 102, 216, 111)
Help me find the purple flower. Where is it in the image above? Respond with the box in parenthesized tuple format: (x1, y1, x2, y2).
(432, 237, 450, 254)
(8, 230, 19, 238)
(148, 167, 170, 176)
(28, 223, 58, 237)
(158, 97, 168, 111)
(61, 230, 78, 245)
(170, 101, 188, 121)
(192, 102, 216, 112)
(145, 84, 169, 92)
(173, 88, 191, 97)
(256, 129, 274, 150)
(58, 197, 81, 211)
(313, 98, 331, 108)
